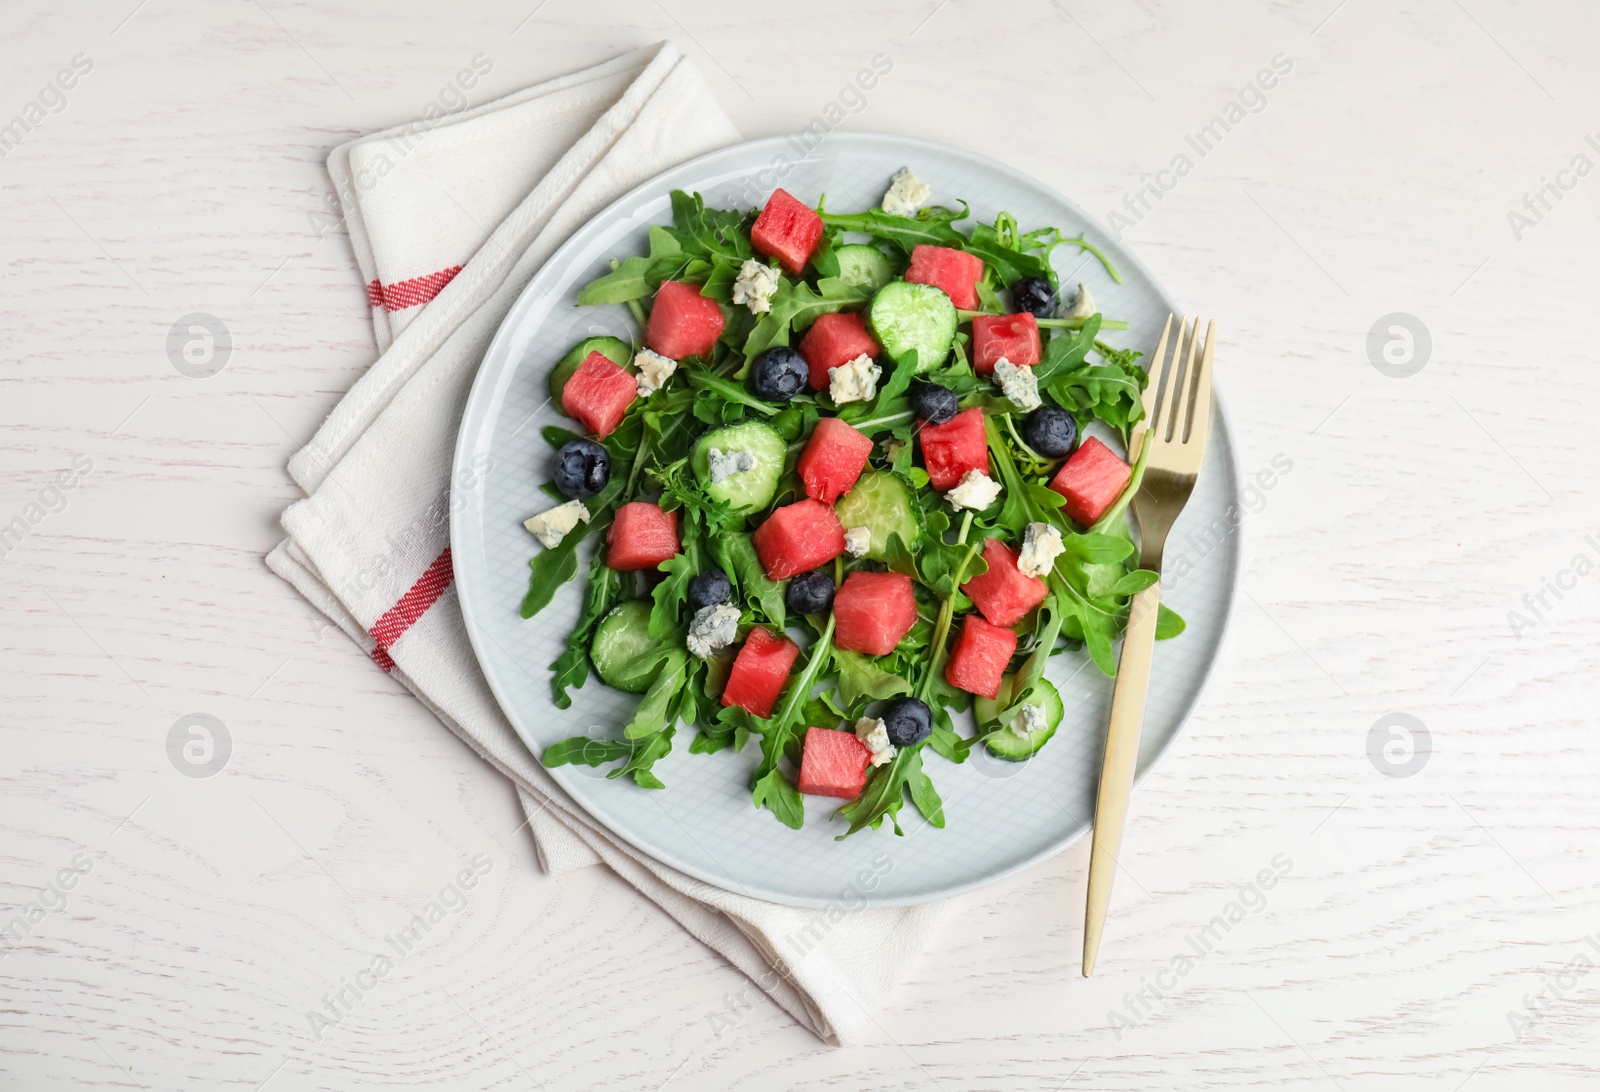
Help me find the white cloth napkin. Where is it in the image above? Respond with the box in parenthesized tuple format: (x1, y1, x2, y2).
(266, 41, 948, 1046)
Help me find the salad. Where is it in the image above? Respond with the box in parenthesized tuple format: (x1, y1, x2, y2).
(519, 170, 1184, 838)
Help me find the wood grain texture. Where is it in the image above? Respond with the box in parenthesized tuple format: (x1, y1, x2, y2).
(4, 0, 1600, 1088)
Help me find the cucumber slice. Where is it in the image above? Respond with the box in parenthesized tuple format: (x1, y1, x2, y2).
(833, 470, 922, 559)
(591, 600, 675, 693)
(692, 422, 787, 513)
(835, 244, 894, 292)
(869, 281, 957, 373)
(549, 336, 632, 404)
(975, 676, 1064, 761)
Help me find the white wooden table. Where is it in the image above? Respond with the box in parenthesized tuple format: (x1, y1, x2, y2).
(5, 1, 1598, 1087)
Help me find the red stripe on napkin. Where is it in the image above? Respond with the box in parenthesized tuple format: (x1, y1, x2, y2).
(365, 266, 463, 312)
(368, 547, 454, 671)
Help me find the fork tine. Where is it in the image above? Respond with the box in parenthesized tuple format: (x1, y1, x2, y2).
(1159, 316, 1195, 443)
(1129, 314, 1174, 461)
(1183, 319, 1216, 451)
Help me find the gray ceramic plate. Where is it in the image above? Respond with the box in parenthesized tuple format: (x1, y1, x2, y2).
(452, 133, 1240, 908)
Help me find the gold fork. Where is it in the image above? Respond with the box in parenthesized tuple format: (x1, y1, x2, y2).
(1082, 314, 1217, 977)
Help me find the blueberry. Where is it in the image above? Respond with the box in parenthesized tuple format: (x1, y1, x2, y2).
(880, 697, 932, 748)
(688, 570, 731, 611)
(786, 568, 835, 616)
(751, 346, 808, 402)
(1011, 276, 1057, 318)
(912, 382, 959, 425)
(1023, 406, 1078, 458)
(552, 439, 610, 498)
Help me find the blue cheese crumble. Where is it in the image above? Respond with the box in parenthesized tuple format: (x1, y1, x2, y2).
(854, 716, 896, 767)
(828, 353, 881, 405)
(844, 526, 872, 557)
(881, 168, 931, 217)
(1017, 522, 1065, 578)
(1009, 702, 1046, 739)
(707, 447, 755, 484)
(945, 469, 1001, 513)
(1065, 284, 1095, 319)
(993, 357, 1041, 411)
(731, 259, 780, 314)
(634, 348, 678, 398)
(686, 603, 741, 659)
(522, 499, 589, 549)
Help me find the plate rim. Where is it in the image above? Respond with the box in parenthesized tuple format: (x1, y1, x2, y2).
(451, 131, 1242, 907)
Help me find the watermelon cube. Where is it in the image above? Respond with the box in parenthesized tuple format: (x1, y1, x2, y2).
(944, 614, 1018, 699)
(721, 627, 799, 719)
(798, 417, 873, 504)
(832, 571, 917, 656)
(918, 406, 989, 492)
(606, 502, 679, 571)
(961, 538, 1048, 627)
(798, 312, 880, 390)
(751, 499, 845, 580)
(1050, 436, 1131, 526)
(904, 245, 984, 310)
(750, 188, 823, 275)
(796, 727, 870, 798)
(646, 280, 725, 360)
(560, 351, 637, 440)
(970, 313, 1041, 376)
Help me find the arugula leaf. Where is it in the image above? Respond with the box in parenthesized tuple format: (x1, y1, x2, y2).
(835, 743, 946, 837)
(541, 727, 675, 790)
(1032, 314, 1101, 385)
(819, 207, 969, 254)
(882, 531, 919, 580)
(649, 505, 702, 639)
(1065, 231, 1124, 284)
(612, 727, 675, 789)
(700, 257, 741, 303)
(549, 550, 623, 708)
(752, 767, 804, 829)
(903, 749, 946, 827)
(925, 682, 968, 763)
(836, 747, 912, 836)
(577, 225, 685, 305)
(668, 190, 754, 264)
(832, 648, 912, 709)
(1156, 604, 1186, 640)
(542, 736, 630, 767)
(686, 370, 778, 417)
(993, 595, 1066, 728)
(650, 551, 698, 640)
(743, 277, 873, 360)
(624, 649, 689, 740)
(689, 726, 734, 754)
(974, 277, 1005, 313)
(966, 219, 1053, 285)
(713, 532, 785, 628)
(1110, 569, 1159, 596)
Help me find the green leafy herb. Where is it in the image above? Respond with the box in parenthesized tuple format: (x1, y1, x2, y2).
(541, 727, 676, 790)
(713, 532, 785, 628)
(819, 206, 969, 254)
(744, 277, 872, 360)
(686, 370, 779, 417)
(832, 648, 912, 709)
(548, 551, 623, 708)
(577, 225, 686, 305)
(668, 190, 754, 264)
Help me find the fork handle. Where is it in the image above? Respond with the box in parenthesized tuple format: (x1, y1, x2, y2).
(1082, 580, 1161, 976)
